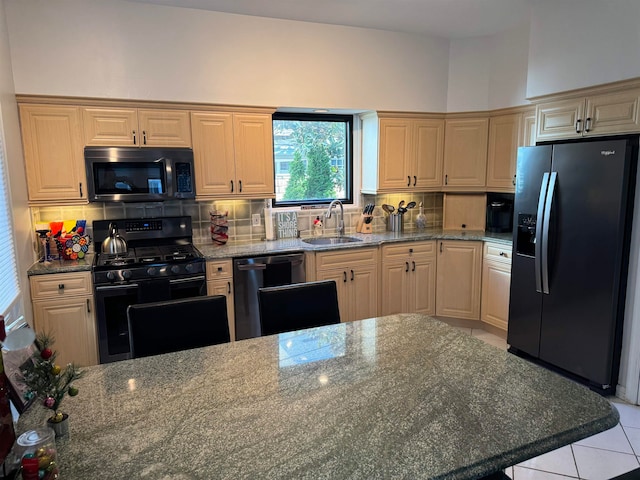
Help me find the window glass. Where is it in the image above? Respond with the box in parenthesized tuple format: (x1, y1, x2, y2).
(273, 113, 353, 206)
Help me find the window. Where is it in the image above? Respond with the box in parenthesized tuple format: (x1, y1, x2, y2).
(0, 110, 21, 326)
(272, 113, 353, 207)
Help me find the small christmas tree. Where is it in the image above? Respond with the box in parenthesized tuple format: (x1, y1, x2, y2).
(19, 332, 84, 422)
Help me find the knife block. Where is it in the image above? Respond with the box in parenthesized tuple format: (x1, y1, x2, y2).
(356, 215, 373, 234)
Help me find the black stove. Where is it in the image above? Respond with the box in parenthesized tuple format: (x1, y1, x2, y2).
(92, 217, 206, 285)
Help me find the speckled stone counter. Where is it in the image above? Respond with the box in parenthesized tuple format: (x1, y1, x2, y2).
(17, 314, 617, 479)
(26, 255, 94, 276)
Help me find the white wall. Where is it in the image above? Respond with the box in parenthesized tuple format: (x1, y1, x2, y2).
(527, 0, 640, 98)
(0, 0, 32, 326)
(447, 22, 530, 111)
(4, 0, 450, 112)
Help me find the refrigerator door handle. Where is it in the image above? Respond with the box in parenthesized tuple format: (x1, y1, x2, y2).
(541, 171, 558, 294)
(535, 172, 550, 293)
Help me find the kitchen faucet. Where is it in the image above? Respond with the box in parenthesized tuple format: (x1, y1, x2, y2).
(325, 199, 345, 237)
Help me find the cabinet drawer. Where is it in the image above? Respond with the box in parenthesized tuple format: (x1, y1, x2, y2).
(382, 241, 435, 261)
(316, 247, 378, 270)
(30, 272, 92, 299)
(207, 260, 233, 280)
(484, 243, 512, 264)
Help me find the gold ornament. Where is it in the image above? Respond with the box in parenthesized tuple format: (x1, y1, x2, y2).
(51, 364, 61, 375)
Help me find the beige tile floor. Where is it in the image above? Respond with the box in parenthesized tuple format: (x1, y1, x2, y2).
(456, 326, 640, 480)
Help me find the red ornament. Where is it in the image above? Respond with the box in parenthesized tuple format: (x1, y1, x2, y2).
(40, 348, 52, 360)
(43, 396, 55, 408)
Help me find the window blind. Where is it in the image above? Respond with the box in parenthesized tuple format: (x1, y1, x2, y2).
(0, 112, 20, 321)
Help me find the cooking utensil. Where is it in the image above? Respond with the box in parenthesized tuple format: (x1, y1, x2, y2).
(382, 204, 394, 214)
(101, 222, 128, 255)
(406, 201, 417, 210)
(398, 200, 405, 211)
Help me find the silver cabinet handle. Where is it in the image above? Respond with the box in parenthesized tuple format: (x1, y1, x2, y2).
(575, 119, 582, 133)
(585, 117, 592, 133)
(535, 172, 550, 293)
(541, 172, 557, 294)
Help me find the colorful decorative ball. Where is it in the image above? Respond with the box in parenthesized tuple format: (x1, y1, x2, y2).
(41, 348, 52, 360)
(43, 397, 55, 408)
(53, 412, 64, 422)
(68, 386, 79, 397)
(51, 365, 61, 375)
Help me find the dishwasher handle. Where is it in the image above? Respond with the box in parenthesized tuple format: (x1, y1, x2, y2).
(236, 263, 267, 271)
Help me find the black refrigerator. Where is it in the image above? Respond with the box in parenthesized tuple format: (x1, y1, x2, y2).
(508, 136, 638, 394)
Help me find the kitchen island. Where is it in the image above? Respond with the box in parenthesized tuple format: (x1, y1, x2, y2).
(17, 314, 617, 479)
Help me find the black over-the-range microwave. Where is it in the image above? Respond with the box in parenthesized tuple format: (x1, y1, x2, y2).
(84, 146, 196, 202)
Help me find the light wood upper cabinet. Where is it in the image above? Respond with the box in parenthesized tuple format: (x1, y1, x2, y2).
(19, 104, 86, 204)
(536, 87, 640, 141)
(522, 109, 537, 147)
(481, 242, 512, 332)
(443, 117, 489, 191)
(486, 113, 521, 192)
(30, 272, 98, 367)
(191, 111, 274, 199)
(83, 107, 191, 147)
(380, 241, 436, 316)
(362, 113, 444, 194)
(436, 240, 482, 320)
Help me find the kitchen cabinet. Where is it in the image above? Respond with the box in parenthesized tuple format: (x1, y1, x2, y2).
(536, 87, 640, 141)
(206, 260, 235, 341)
(83, 107, 192, 147)
(436, 240, 482, 320)
(481, 242, 512, 332)
(29, 272, 98, 366)
(442, 117, 489, 191)
(486, 113, 521, 193)
(380, 241, 436, 316)
(19, 104, 86, 204)
(361, 113, 444, 194)
(315, 248, 378, 323)
(522, 109, 537, 147)
(191, 111, 275, 199)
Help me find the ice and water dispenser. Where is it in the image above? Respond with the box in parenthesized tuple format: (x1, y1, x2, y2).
(516, 213, 536, 257)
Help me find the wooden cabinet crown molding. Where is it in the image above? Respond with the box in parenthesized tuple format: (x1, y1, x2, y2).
(15, 94, 276, 115)
(527, 76, 640, 103)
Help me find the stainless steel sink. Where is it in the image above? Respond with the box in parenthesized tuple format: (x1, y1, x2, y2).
(302, 236, 362, 245)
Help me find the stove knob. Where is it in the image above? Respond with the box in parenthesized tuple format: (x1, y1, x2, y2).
(122, 270, 132, 280)
(147, 267, 158, 276)
(171, 265, 181, 274)
(106, 271, 116, 281)
(185, 263, 195, 273)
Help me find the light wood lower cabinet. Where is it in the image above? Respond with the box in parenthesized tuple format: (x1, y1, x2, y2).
(481, 243, 512, 331)
(30, 272, 98, 366)
(436, 240, 482, 320)
(206, 260, 235, 341)
(380, 241, 436, 316)
(315, 248, 378, 323)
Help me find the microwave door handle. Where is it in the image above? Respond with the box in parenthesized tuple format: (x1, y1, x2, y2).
(535, 172, 550, 293)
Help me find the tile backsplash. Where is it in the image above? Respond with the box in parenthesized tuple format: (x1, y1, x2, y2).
(30, 193, 443, 249)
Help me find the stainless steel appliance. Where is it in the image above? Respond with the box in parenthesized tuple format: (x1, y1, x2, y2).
(233, 254, 305, 340)
(92, 216, 206, 363)
(84, 147, 195, 202)
(508, 136, 638, 394)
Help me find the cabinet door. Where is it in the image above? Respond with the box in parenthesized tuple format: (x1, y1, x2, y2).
(443, 118, 488, 190)
(233, 114, 275, 196)
(413, 119, 444, 190)
(410, 256, 436, 315)
(32, 297, 98, 366)
(138, 109, 192, 147)
(378, 118, 412, 191)
(481, 260, 511, 331)
(207, 279, 235, 341)
(82, 107, 137, 146)
(380, 262, 410, 315)
(20, 105, 86, 203)
(191, 112, 236, 196)
(522, 110, 537, 147)
(535, 98, 585, 141)
(585, 89, 640, 136)
(350, 265, 378, 322)
(486, 113, 521, 192)
(436, 240, 482, 320)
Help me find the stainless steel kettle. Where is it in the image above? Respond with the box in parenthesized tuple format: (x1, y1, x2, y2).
(101, 222, 128, 255)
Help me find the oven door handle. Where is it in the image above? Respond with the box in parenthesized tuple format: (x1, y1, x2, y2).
(169, 275, 206, 284)
(95, 283, 140, 291)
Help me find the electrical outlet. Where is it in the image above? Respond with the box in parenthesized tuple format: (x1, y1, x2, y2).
(252, 214, 261, 226)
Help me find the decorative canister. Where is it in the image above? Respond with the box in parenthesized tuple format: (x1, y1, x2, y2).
(16, 427, 58, 479)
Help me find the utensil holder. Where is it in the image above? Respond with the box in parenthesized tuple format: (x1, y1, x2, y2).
(388, 213, 403, 232)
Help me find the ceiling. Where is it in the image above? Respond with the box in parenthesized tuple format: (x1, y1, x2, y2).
(126, 0, 532, 39)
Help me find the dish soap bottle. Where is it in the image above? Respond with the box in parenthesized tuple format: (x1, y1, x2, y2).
(415, 201, 426, 229)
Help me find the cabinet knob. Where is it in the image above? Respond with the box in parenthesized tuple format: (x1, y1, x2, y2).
(499, 252, 505, 256)
(58, 284, 64, 290)
(217, 267, 223, 272)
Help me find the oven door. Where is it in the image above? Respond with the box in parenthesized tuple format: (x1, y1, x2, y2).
(94, 275, 206, 363)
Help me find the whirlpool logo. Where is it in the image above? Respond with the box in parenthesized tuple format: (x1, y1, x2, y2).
(601, 150, 616, 156)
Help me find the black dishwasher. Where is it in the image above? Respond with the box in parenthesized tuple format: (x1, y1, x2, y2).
(233, 253, 305, 340)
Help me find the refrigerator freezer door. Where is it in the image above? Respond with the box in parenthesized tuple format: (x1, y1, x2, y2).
(538, 139, 633, 386)
(508, 145, 553, 357)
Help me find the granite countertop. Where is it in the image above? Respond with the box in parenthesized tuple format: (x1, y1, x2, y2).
(27, 229, 512, 275)
(17, 314, 617, 479)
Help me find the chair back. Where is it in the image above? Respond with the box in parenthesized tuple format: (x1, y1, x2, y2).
(127, 295, 230, 358)
(258, 280, 340, 336)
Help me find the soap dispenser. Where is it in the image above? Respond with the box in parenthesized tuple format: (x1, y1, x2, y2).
(415, 201, 426, 229)
(264, 199, 275, 240)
